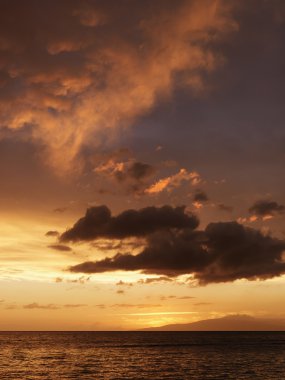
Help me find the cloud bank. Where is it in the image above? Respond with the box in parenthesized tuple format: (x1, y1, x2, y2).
(61, 205, 199, 242)
(63, 204, 285, 284)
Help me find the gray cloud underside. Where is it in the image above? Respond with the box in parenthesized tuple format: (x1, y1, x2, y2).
(61, 205, 198, 242)
(65, 205, 285, 284)
(249, 200, 285, 216)
(48, 244, 72, 252)
(193, 189, 209, 203)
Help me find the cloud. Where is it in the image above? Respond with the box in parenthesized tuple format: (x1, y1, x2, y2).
(48, 244, 72, 252)
(0, 0, 236, 173)
(94, 303, 162, 309)
(53, 207, 68, 213)
(193, 190, 209, 203)
(239, 199, 285, 223)
(94, 158, 156, 193)
(192, 189, 209, 209)
(95, 304, 106, 309)
(63, 304, 87, 308)
(60, 205, 199, 242)
(5, 305, 18, 310)
(91, 239, 142, 252)
(54, 276, 90, 284)
(69, 220, 285, 284)
(137, 276, 173, 284)
(160, 295, 195, 300)
(126, 162, 155, 181)
(94, 159, 125, 178)
(249, 200, 285, 218)
(23, 302, 87, 310)
(68, 276, 90, 284)
(237, 216, 259, 224)
(116, 280, 133, 287)
(45, 230, 59, 237)
(23, 303, 60, 310)
(112, 303, 161, 308)
(145, 169, 201, 194)
(68, 228, 206, 277)
(194, 302, 212, 306)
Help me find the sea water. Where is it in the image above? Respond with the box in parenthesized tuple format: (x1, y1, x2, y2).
(1, 331, 285, 379)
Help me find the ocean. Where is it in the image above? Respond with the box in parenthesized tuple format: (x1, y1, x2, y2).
(1, 332, 285, 379)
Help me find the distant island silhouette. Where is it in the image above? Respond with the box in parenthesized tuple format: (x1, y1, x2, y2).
(141, 315, 285, 331)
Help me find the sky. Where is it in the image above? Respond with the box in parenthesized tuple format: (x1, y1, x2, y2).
(0, 0, 285, 330)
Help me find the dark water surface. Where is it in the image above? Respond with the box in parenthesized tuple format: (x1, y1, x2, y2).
(1, 332, 285, 379)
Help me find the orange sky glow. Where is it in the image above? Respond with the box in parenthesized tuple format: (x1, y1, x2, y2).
(1, 0, 285, 330)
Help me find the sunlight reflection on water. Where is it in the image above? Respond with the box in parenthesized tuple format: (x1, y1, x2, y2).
(1, 332, 285, 379)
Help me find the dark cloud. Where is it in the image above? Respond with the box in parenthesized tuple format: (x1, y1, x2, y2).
(249, 200, 285, 217)
(94, 158, 156, 195)
(54, 276, 90, 284)
(92, 239, 144, 252)
(48, 244, 72, 252)
(53, 207, 68, 213)
(112, 161, 155, 183)
(68, 276, 90, 284)
(45, 230, 59, 237)
(69, 221, 285, 284)
(137, 276, 173, 284)
(69, 229, 206, 277)
(60, 205, 199, 242)
(95, 158, 155, 183)
(116, 280, 133, 287)
(193, 190, 209, 203)
(126, 162, 155, 181)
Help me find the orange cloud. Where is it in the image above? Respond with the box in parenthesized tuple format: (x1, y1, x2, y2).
(0, 0, 237, 174)
(145, 169, 201, 194)
(193, 201, 203, 209)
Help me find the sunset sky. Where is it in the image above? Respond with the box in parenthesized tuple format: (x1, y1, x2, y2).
(1, 0, 285, 330)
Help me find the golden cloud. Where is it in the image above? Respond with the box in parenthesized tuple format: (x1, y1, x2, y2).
(145, 169, 201, 194)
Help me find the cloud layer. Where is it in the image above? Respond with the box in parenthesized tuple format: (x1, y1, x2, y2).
(65, 204, 285, 284)
(61, 205, 198, 242)
(0, 0, 236, 173)
(249, 200, 285, 218)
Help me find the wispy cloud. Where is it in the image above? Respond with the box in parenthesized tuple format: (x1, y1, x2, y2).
(0, 0, 236, 174)
(145, 169, 201, 194)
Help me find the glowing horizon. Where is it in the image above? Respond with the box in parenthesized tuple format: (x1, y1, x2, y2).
(1, 0, 285, 331)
